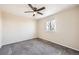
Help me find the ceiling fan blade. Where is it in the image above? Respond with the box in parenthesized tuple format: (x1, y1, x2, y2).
(37, 7, 45, 11)
(37, 12, 43, 15)
(28, 4, 34, 11)
(33, 14, 35, 16)
(24, 11, 34, 13)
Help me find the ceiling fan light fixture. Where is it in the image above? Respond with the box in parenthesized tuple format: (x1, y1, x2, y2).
(33, 12, 36, 14)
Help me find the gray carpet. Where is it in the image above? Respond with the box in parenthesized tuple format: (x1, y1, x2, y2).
(0, 38, 79, 55)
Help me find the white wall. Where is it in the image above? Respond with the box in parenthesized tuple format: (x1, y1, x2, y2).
(37, 6, 79, 51)
(2, 12, 37, 45)
(0, 10, 2, 47)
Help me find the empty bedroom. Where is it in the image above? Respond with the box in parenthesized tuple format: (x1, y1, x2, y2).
(0, 4, 79, 55)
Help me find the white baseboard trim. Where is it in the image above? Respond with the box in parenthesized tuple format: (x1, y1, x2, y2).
(2, 38, 37, 46)
(38, 38, 79, 52)
(0, 45, 2, 48)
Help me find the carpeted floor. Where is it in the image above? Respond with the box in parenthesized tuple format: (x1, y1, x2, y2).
(0, 38, 79, 55)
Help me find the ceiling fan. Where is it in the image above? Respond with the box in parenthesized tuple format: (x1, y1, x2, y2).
(24, 4, 45, 16)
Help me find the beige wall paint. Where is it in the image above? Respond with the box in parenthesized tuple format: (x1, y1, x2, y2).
(37, 6, 79, 51)
(0, 10, 2, 47)
(2, 12, 37, 45)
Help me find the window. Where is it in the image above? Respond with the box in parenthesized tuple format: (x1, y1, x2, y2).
(46, 20, 56, 32)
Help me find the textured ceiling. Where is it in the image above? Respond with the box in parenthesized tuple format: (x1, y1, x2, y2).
(0, 4, 77, 19)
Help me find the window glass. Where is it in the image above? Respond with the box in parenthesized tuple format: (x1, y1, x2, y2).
(46, 20, 56, 32)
